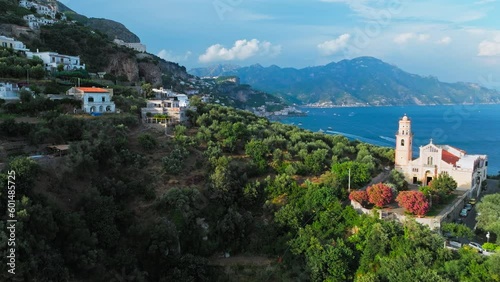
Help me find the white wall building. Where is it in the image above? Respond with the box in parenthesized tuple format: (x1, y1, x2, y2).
(113, 39, 146, 53)
(0, 35, 29, 51)
(0, 82, 21, 101)
(394, 115, 488, 197)
(67, 87, 115, 114)
(26, 51, 85, 71)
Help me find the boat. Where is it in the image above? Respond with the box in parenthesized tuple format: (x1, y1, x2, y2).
(298, 122, 302, 126)
(318, 129, 324, 133)
(328, 126, 333, 130)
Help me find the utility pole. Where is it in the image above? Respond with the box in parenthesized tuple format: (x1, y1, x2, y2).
(348, 168, 351, 193)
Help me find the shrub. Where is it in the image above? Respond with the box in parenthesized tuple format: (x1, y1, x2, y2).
(349, 190, 369, 206)
(396, 191, 430, 216)
(366, 183, 393, 208)
(482, 242, 497, 252)
(138, 133, 157, 151)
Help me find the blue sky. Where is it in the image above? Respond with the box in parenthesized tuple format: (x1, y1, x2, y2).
(63, 0, 500, 86)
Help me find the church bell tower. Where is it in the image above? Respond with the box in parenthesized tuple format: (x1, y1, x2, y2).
(395, 114, 413, 167)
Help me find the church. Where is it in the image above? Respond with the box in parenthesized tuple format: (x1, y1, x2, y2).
(394, 115, 488, 197)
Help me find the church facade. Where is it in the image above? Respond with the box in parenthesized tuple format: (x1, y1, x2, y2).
(394, 115, 488, 197)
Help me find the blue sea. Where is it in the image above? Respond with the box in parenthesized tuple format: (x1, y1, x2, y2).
(280, 104, 500, 176)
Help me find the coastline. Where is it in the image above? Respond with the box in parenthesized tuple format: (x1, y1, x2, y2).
(301, 102, 500, 109)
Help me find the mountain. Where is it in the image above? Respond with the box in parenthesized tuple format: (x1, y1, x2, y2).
(189, 64, 241, 77)
(59, 2, 140, 43)
(190, 57, 500, 106)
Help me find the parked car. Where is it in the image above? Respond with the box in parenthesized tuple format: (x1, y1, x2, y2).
(449, 240, 462, 248)
(465, 203, 473, 211)
(460, 209, 468, 217)
(454, 218, 464, 224)
(469, 198, 477, 205)
(468, 242, 484, 253)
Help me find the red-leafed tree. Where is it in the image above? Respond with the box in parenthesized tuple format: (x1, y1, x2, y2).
(349, 190, 368, 205)
(366, 183, 393, 208)
(396, 191, 430, 216)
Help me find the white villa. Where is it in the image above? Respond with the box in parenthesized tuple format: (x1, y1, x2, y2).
(141, 88, 190, 123)
(19, 0, 66, 29)
(394, 115, 488, 197)
(0, 82, 21, 101)
(26, 50, 85, 71)
(113, 39, 146, 53)
(0, 35, 29, 51)
(66, 87, 115, 114)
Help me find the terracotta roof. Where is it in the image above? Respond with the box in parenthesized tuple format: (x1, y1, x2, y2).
(442, 150, 460, 166)
(76, 87, 109, 93)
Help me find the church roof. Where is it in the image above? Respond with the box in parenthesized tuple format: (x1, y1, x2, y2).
(442, 149, 460, 165)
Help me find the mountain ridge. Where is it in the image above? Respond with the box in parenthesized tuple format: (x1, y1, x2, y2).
(189, 57, 500, 106)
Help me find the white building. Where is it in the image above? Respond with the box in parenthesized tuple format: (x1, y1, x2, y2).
(0, 82, 20, 101)
(66, 87, 115, 114)
(0, 35, 29, 51)
(141, 99, 188, 123)
(19, 0, 64, 20)
(26, 51, 85, 71)
(394, 115, 488, 197)
(113, 39, 146, 53)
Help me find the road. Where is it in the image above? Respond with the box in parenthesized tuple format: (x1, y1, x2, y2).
(463, 179, 499, 244)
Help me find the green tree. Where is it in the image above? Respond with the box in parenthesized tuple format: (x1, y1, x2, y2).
(331, 161, 371, 189)
(388, 169, 408, 191)
(476, 194, 500, 243)
(430, 173, 458, 196)
(245, 139, 269, 174)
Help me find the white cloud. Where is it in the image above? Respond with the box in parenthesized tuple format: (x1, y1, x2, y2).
(198, 39, 281, 63)
(317, 34, 351, 56)
(437, 36, 452, 45)
(478, 40, 500, 56)
(475, 0, 496, 4)
(394, 33, 415, 44)
(157, 50, 192, 62)
(393, 33, 429, 44)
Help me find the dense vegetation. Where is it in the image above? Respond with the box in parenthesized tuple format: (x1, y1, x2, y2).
(1, 99, 499, 281)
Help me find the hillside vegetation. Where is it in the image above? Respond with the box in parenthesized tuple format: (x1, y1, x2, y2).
(1, 99, 499, 281)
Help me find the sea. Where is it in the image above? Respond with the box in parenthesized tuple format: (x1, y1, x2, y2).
(279, 104, 500, 176)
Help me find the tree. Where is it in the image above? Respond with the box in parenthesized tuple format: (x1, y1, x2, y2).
(349, 190, 369, 205)
(476, 194, 500, 243)
(331, 161, 371, 189)
(245, 139, 269, 174)
(396, 191, 430, 216)
(430, 173, 457, 196)
(19, 89, 33, 103)
(441, 223, 473, 239)
(388, 169, 408, 191)
(138, 133, 157, 151)
(367, 183, 393, 208)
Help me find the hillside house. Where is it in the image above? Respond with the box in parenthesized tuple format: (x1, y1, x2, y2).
(26, 51, 85, 71)
(141, 88, 190, 123)
(0, 35, 29, 51)
(66, 87, 115, 114)
(113, 39, 146, 53)
(0, 82, 21, 101)
(19, 0, 65, 20)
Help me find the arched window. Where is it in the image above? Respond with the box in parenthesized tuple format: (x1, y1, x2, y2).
(401, 139, 405, 146)
(427, 156, 433, 165)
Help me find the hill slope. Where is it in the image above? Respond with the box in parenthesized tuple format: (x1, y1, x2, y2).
(190, 57, 500, 106)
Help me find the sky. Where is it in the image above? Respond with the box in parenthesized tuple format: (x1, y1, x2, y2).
(62, 0, 500, 87)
